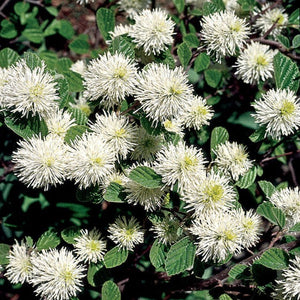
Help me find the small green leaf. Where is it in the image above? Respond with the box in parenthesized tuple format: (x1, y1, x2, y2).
(56, 77, 70, 109)
(103, 182, 125, 203)
(109, 36, 135, 59)
(194, 53, 210, 72)
(68, 107, 88, 125)
(58, 20, 75, 40)
(173, 0, 185, 13)
(292, 35, 300, 48)
(289, 8, 299, 25)
(273, 52, 300, 92)
(104, 247, 128, 268)
(228, 264, 248, 279)
(219, 294, 233, 300)
(256, 248, 289, 270)
(63, 71, 84, 92)
(0, 20, 17, 39)
(0, 48, 19, 68)
(249, 127, 265, 143)
(69, 36, 90, 54)
(210, 126, 229, 159)
(202, 0, 225, 15)
(204, 69, 222, 88)
(76, 186, 103, 204)
(101, 281, 121, 300)
(165, 237, 196, 276)
(289, 223, 300, 232)
(177, 42, 192, 67)
(0, 243, 10, 265)
(236, 167, 257, 189)
(64, 125, 88, 144)
(183, 33, 199, 48)
(256, 201, 286, 228)
(277, 35, 290, 48)
(149, 240, 167, 268)
(129, 166, 163, 189)
(24, 51, 43, 69)
(258, 180, 276, 198)
(61, 227, 81, 244)
(88, 262, 105, 287)
(22, 28, 44, 44)
(36, 230, 60, 251)
(14, 2, 30, 15)
(96, 8, 115, 41)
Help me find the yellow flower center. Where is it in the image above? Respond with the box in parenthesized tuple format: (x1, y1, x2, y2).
(233, 151, 247, 164)
(280, 100, 295, 117)
(230, 21, 241, 32)
(114, 128, 127, 138)
(195, 105, 208, 116)
(181, 155, 198, 171)
(29, 84, 45, 102)
(44, 157, 55, 167)
(114, 67, 127, 79)
(256, 55, 268, 66)
(272, 14, 285, 25)
(170, 84, 183, 95)
(243, 219, 254, 231)
(204, 184, 224, 203)
(90, 157, 104, 166)
(61, 269, 75, 285)
(78, 104, 91, 116)
(218, 229, 237, 241)
(87, 240, 100, 252)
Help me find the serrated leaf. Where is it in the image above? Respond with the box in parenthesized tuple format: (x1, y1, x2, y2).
(289, 9, 299, 25)
(249, 127, 265, 143)
(87, 262, 105, 287)
(228, 264, 248, 279)
(22, 28, 44, 44)
(103, 182, 125, 203)
(102, 281, 121, 300)
(109, 36, 135, 59)
(183, 33, 199, 48)
(204, 69, 222, 88)
(25, 236, 34, 247)
(273, 52, 300, 92)
(236, 167, 257, 189)
(258, 180, 276, 198)
(210, 126, 229, 159)
(96, 8, 115, 41)
(289, 223, 300, 232)
(219, 294, 233, 300)
(277, 35, 290, 48)
(194, 53, 210, 72)
(61, 227, 81, 244)
(292, 35, 300, 48)
(149, 240, 167, 268)
(0, 20, 17, 39)
(178, 42, 192, 67)
(256, 248, 289, 270)
(63, 71, 84, 92)
(257, 201, 286, 228)
(36, 231, 60, 251)
(68, 107, 88, 125)
(56, 77, 70, 109)
(202, 0, 225, 15)
(104, 247, 128, 268)
(24, 52, 43, 69)
(173, 0, 185, 13)
(140, 116, 162, 136)
(165, 237, 196, 276)
(0, 48, 19, 68)
(64, 125, 88, 144)
(69, 36, 90, 54)
(129, 166, 163, 189)
(0, 243, 10, 265)
(58, 20, 75, 40)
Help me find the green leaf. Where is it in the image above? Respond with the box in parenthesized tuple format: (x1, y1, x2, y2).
(258, 180, 276, 198)
(101, 281, 121, 300)
(177, 42, 192, 67)
(277, 35, 290, 48)
(64, 125, 88, 144)
(273, 52, 300, 92)
(236, 167, 257, 189)
(109, 36, 135, 59)
(76, 186, 103, 204)
(173, 0, 185, 13)
(96, 8, 115, 41)
(292, 35, 300, 48)
(69, 36, 90, 54)
(14, 2, 30, 15)
(68, 107, 88, 125)
(129, 166, 163, 189)
(219, 294, 233, 300)
(103, 182, 125, 203)
(237, 0, 255, 11)
(210, 126, 229, 159)
(61, 227, 81, 244)
(165, 237, 196, 276)
(202, 0, 225, 15)
(63, 71, 84, 92)
(36, 230, 61, 251)
(228, 264, 248, 279)
(22, 28, 44, 44)
(249, 127, 265, 143)
(56, 77, 70, 109)
(88, 262, 105, 287)
(251, 262, 277, 285)
(289, 8, 299, 25)
(140, 116, 162, 136)
(0, 48, 19, 68)
(183, 33, 199, 48)
(24, 51, 43, 69)
(289, 223, 300, 232)
(155, 50, 176, 69)
(149, 240, 167, 268)
(0, 20, 17, 39)
(0, 243, 10, 265)
(46, 6, 58, 16)
(256, 201, 286, 228)
(204, 69, 222, 88)
(256, 248, 289, 270)
(58, 20, 75, 40)
(104, 247, 128, 268)
(194, 53, 210, 72)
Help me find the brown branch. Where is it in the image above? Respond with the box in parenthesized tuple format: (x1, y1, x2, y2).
(0, 161, 15, 183)
(260, 149, 300, 165)
(120, 100, 141, 116)
(288, 158, 299, 186)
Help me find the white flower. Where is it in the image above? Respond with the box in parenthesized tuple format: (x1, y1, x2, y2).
(275, 256, 300, 300)
(182, 171, 236, 216)
(252, 89, 300, 140)
(12, 135, 69, 190)
(124, 162, 167, 211)
(190, 211, 243, 262)
(83, 52, 138, 108)
(5, 240, 33, 284)
(180, 95, 214, 130)
(118, 0, 151, 18)
(76, 0, 94, 5)
(45, 109, 76, 139)
(0, 67, 9, 108)
(109, 24, 133, 41)
(108, 216, 144, 251)
(269, 187, 300, 229)
(70, 94, 91, 116)
(254, 5, 288, 37)
(233, 209, 262, 249)
(223, 0, 241, 12)
(129, 9, 175, 55)
(135, 63, 193, 125)
(2, 59, 59, 118)
(154, 141, 206, 191)
(201, 11, 250, 62)
(151, 215, 182, 245)
(70, 60, 87, 76)
(89, 111, 137, 159)
(235, 42, 277, 84)
(214, 141, 253, 181)
(131, 127, 163, 161)
(100, 170, 128, 193)
(30, 248, 86, 300)
(163, 118, 183, 136)
(67, 133, 117, 189)
(73, 229, 107, 263)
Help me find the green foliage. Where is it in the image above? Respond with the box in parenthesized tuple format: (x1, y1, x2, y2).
(129, 166, 163, 189)
(236, 167, 257, 188)
(0, 244, 10, 265)
(256, 202, 286, 228)
(183, 33, 199, 48)
(178, 42, 192, 67)
(64, 125, 88, 144)
(194, 53, 210, 72)
(255, 248, 290, 270)
(258, 181, 276, 198)
(289, 223, 300, 232)
(69, 34, 90, 54)
(228, 264, 248, 279)
(104, 247, 128, 268)
(149, 240, 168, 268)
(96, 8, 115, 41)
(103, 183, 125, 203)
(61, 227, 81, 244)
(109, 36, 135, 59)
(0, 48, 19, 67)
(204, 69, 222, 88)
(210, 127, 229, 159)
(36, 230, 61, 251)
(101, 281, 121, 300)
(173, 0, 185, 13)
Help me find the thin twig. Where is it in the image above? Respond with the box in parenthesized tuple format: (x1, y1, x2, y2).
(260, 149, 300, 165)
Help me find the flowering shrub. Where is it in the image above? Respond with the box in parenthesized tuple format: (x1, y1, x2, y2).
(0, 0, 300, 299)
